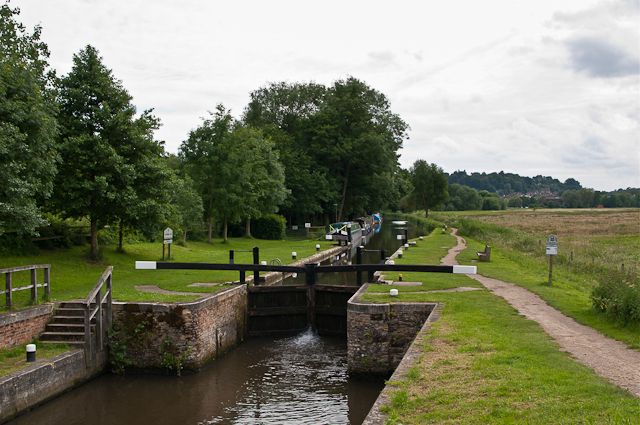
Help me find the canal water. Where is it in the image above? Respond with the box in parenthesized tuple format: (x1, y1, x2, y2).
(8, 217, 417, 425)
(9, 330, 382, 425)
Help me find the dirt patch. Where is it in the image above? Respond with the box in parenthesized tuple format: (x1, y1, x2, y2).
(446, 228, 640, 398)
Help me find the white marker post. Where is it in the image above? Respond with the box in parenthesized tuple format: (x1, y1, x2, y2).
(163, 227, 173, 260)
(546, 234, 558, 286)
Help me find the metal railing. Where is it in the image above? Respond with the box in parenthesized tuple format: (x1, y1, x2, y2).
(83, 267, 113, 362)
(0, 264, 51, 309)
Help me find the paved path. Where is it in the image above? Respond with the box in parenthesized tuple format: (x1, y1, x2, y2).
(443, 229, 640, 397)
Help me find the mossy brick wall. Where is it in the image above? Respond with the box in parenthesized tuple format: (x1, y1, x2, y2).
(0, 305, 53, 349)
(347, 285, 435, 375)
(112, 285, 247, 370)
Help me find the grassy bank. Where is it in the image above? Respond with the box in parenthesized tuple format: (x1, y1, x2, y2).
(428, 209, 639, 349)
(0, 342, 69, 377)
(363, 229, 640, 423)
(0, 237, 333, 309)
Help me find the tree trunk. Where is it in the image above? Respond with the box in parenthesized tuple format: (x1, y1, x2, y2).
(90, 218, 99, 260)
(183, 229, 187, 244)
(245, 218, 251, 237)
(425, 208, 429, 218)
(223, 219, 228, 242)
(338, 163, 351, 222)
(207, 197, 213, 243)
(118, 220, 124, 252)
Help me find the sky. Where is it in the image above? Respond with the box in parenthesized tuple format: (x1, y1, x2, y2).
(13, 0, 640, 191)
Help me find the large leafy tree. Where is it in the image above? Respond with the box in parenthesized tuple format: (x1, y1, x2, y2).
(244, 82, 331, 222)
(410, 160, 449, 217)
(179, 105, 233, 243)
(0, 4, 58, 235)
(54, 45, 161, 258)
(306, 77, 408, 220)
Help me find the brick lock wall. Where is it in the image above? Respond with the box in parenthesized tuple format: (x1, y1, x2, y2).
(112, 285, 247, 371)
(347, 284, 435, 375)
(0, 305, 53, 349)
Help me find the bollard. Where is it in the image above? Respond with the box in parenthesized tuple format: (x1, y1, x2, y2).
(404, 243, 409, 250)
(399, 273, 403, 282)
(390, 289, 398, 297)
(260, 261, 267, 266)
(291, 251, 297, 260)
(398, 249, 403, 258)
(26, 344, 36, 362)
(315, 244, 320, 252)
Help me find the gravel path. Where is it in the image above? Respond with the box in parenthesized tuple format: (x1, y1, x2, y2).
(443, 229, 640, 397)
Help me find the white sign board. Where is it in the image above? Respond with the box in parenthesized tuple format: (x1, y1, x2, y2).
(305, 222, 311, 228)
(292, 225, 298, 230)
(397, 234, 404, 240)
(545, 234, 558, 256)
(163, 228, 173, 244)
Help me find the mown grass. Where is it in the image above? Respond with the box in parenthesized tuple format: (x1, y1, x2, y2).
(362, 225, 640, 423)
(0, 341, 69, 377)
(0, 237, 334, 309)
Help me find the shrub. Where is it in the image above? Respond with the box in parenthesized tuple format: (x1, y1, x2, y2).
(252, 214, 286, 240)
(592, 272, 640, 325)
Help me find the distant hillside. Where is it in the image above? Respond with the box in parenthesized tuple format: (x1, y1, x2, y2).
(448, 170, 581, 196)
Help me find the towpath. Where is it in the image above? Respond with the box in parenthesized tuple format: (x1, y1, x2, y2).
(443, 229, 640, 397)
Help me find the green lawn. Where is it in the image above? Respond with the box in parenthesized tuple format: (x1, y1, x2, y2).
(0, 341, 69, 377)
(0, 237, 334, 309)
(362, 228, 640, 424)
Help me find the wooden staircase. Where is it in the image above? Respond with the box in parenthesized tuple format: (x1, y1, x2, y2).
(40, 302, 94, 347)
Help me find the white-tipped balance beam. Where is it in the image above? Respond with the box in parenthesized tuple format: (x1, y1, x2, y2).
(135, 261, 157, 270)
(452, 265, 477, 274)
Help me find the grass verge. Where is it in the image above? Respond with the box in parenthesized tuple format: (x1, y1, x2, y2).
(0, 342, 69, 377)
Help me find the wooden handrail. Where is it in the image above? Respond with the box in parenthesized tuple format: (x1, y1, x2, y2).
(0, 264, 50, 274)
(83, 266, 113, 366)
(84, 266, 113, 306)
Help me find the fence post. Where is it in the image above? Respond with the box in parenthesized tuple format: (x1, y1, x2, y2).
(96, 289, 103, 350)
(44, 266, 51, 300)
(253, 247, 260, 285)
(106, 272, 113, 331)
(30, 268, 37, 304)
(5, 272, 12, 309)
(84, 305, 92, 363)
(356, 246, 363, 286)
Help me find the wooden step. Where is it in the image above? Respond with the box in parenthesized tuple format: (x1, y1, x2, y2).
(54, 307, 85, 317)
(50, 315, 88, 324)
(40, 340, 85, 347)
(40, 331, 85, 342)
(45, 323, 92, 333)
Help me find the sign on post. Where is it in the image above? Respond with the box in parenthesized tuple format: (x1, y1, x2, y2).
(163, 228, 173, 260)
(546, 234, 558, 285)
(304, 223, 311, 228)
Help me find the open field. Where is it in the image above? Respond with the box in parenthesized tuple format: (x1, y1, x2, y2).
(363, 229, 640, 424)
(0, 237, 333, 310)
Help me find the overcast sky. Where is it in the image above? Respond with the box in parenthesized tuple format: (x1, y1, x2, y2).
(14, 0, 640, 191)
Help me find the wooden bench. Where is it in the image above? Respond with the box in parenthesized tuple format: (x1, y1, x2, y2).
(477, 245, 491, 262)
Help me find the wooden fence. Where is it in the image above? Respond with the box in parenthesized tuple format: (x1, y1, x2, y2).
(0, 264, 51, 309)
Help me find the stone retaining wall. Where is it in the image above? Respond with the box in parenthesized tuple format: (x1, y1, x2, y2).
(112, 284, 247, 371)
(0, 349, 106, 423)
(0, 305, 53, 349)
(347, 284, 437, 375)
(362, 303, 443, 424)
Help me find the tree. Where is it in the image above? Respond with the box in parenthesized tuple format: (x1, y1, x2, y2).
(410, 160, 448, 216)
(447, 183, 483, 210)
(179, 105, 233, 243)
(226, 127, 288, 238)
(306, 77, 408, 219)
(54, 45, 147, 259)
(0, 4, 58, 235)
(167, 174, 203, 244)
(244, 82, 331, 222)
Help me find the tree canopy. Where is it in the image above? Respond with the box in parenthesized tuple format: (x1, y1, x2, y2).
(410, 160, 448, 216)
(0, 4, 58, 235)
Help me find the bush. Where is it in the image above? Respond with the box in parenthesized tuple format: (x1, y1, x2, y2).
(592, 273, 640, 325)
(252, 214, 286, 240)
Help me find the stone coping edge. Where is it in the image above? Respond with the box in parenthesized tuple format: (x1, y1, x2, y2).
(0, 304, 53, 327)
(112, 284, 246, 313)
